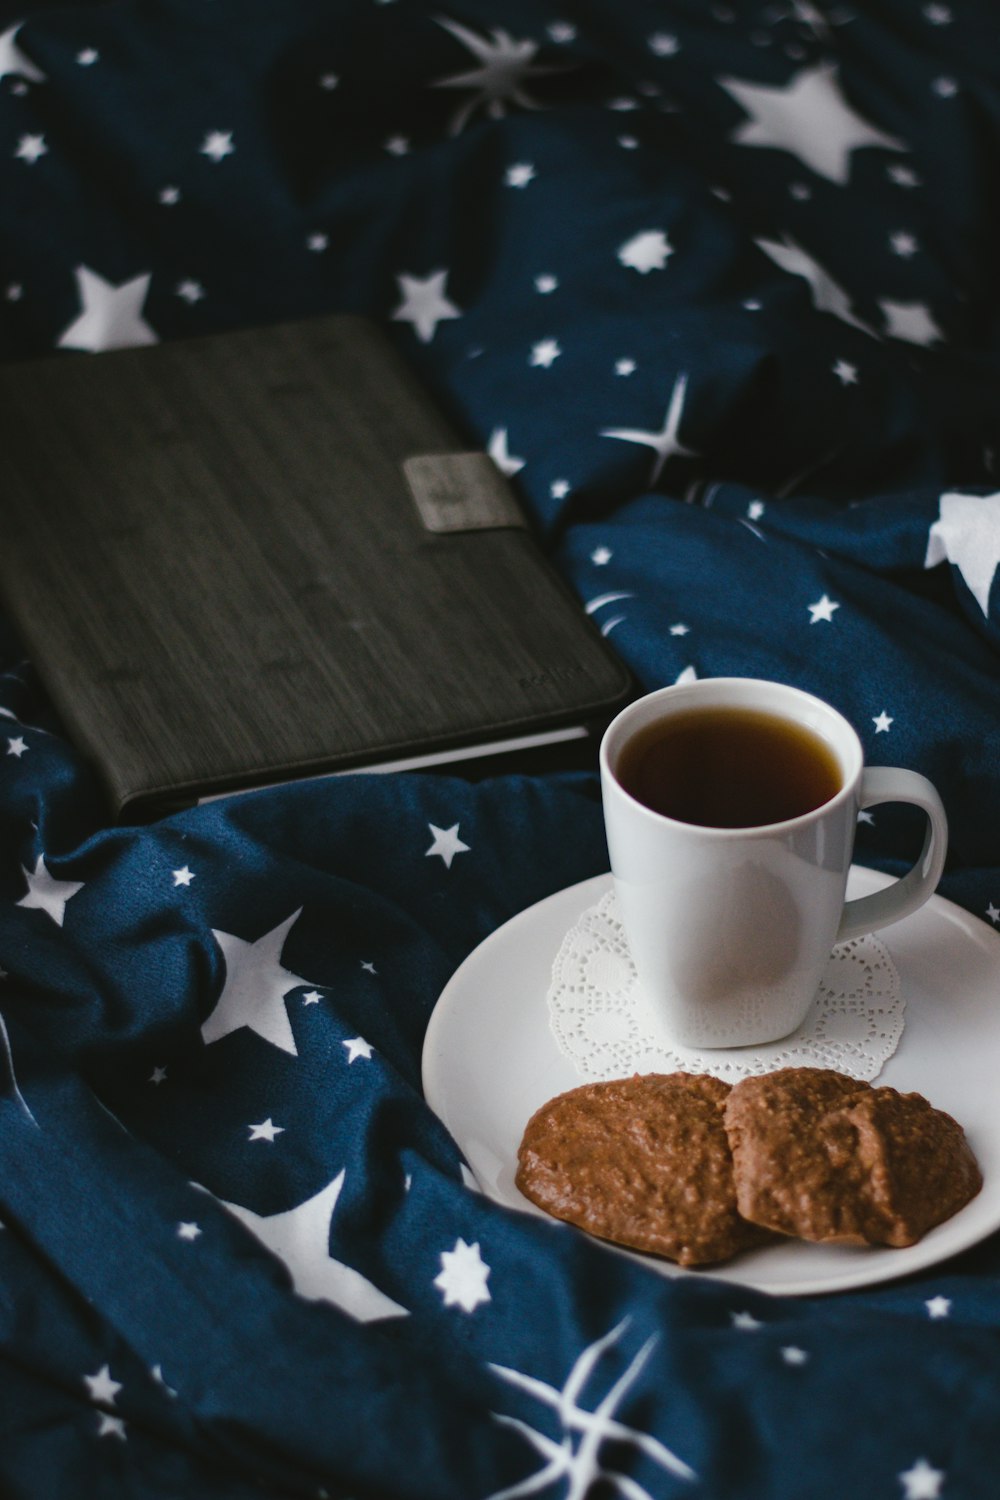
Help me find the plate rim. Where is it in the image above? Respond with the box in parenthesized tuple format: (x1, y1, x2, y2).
(422, 866, 1000, 1297)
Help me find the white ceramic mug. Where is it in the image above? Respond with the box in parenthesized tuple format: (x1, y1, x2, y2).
(599, 677, 948, 1048)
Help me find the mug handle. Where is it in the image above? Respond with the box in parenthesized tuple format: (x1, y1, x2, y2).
(836, 767, 949, 942)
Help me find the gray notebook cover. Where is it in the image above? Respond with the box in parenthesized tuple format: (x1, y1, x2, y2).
(0, 314, 632, 819)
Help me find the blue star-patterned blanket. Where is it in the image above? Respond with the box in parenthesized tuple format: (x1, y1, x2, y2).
(2, 2, 1000, 1497)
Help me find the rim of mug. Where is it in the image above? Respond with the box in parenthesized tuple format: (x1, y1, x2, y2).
(599, 676, 865, 838)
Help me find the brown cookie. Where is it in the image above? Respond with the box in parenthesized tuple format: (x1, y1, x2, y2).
(516, 1072, 770, 1266)
(724, 1067, 982, 1247)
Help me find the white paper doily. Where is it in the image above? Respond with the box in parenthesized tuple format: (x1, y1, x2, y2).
(548, 889, 903, 1083)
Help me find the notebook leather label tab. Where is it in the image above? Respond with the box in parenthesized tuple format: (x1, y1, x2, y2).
(404, 451, 527, 532)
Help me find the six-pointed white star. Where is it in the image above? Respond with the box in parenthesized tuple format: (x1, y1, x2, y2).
(201, 910, 313, 1055)
(720, 63, 905, 183)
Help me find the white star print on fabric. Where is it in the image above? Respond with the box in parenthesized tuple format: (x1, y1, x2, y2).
(248, 1118, 284, 1142)
(873, 711, 894, 733)
(6, 736, 27, 757)
(898, 1458, 946, 1500)
(172, 866, 194, 886)
(618, 229, 673, 273)
(57, 266, 157, 352)
(223, 1170, 408, 1322)
(591, 546, 612, 565)
(530, 338, 560, 367)
(391, 270, 461, 343)
(833, 359, 858, 385)
(149, 1066, 167, 1084)
(201, 910, 313, 1055)
(200, 130, 234, 162)
(601, 372, 697, 485)
(14, 133, 47, 164)
(433, 1237, 491, 1311)
(0, 24, 46, 81)
(925, 1296, 951, 1319)
(485, 1319, 695, 1500)
(83, 1365, 121, 1406)
(986, 903, 1000, 925)
(756, 236, 873, 335)
(505, 162, 535, 188)
(731, 1310, 763, 1330)
(342, 1036, 373, 1063)
(16, 855, 84, 927)
(425, 823, 470, 868)
(781, 1346, 809, 1365)
(431, 17, 563, 135)
(96, 1413, 127, 1441)
(925, 490, 1000, 616)
(177, 1222, 202, 1241)
(808, 594, 840, 622)
(880, 298, 943, 346)
(719, 63, 905, 183)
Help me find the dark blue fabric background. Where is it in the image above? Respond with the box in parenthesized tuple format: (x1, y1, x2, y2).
(2, 2, 1000, 1496)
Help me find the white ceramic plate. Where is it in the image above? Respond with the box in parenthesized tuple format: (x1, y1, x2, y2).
(422, 867, 1000, 1297)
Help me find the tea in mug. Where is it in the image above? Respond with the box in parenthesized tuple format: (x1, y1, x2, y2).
(615, 705, 843, 828)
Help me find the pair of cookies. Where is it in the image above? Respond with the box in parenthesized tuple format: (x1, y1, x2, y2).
(515, 1067, 982, 1267)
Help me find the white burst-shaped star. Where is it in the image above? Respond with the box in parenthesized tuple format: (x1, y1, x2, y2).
(618, 228, 673, 274)
(434, 1237, 491, 1311)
